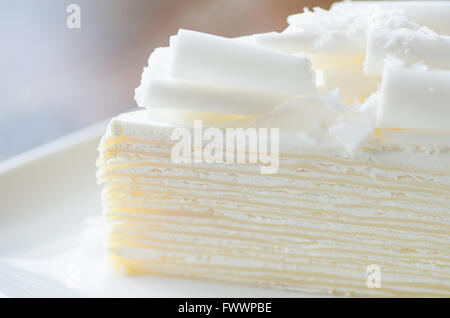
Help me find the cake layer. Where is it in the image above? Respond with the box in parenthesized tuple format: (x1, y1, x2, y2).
(97, 116, 450, 297)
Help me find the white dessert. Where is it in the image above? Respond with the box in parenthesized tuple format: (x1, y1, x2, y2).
(97, 1, 450, 297)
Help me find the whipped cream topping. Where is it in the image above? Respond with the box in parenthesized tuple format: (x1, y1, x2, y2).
(255, 3, 420, 55)
(365, 26, 450, 76)
(247, 90, 345, 147)
(333, 1, 450, 35)
(135, 1, 450, 154)
(329, 91, 379, 155)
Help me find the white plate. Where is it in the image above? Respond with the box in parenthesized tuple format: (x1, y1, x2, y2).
(0, 120, 312, 298)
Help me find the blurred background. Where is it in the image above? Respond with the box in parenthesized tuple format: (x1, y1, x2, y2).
(0, 0, 337, 161)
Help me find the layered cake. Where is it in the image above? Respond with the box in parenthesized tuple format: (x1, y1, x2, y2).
(96, 1, 450, 296)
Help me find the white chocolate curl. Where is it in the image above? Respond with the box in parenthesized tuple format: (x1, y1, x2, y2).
(333, 1, 450, 35)
(169, 29, 315, 95)
(137, 77, 295, 116)
(377, 64, 450, 130)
